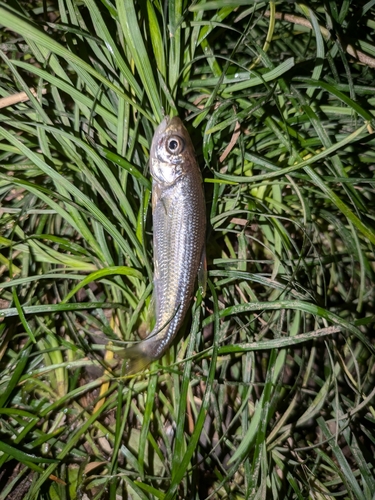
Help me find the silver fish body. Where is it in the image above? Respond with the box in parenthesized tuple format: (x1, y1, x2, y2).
(124, 116, 206, 373)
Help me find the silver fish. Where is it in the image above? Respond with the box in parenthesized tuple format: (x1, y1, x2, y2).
(123, 116, 206, 374)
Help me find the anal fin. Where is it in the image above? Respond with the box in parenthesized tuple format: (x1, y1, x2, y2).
(198, 247, 207, 297)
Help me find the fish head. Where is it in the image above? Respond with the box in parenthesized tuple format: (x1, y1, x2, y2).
(150, 116, 195, 185)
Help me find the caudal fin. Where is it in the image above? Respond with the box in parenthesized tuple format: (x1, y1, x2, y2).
(116, 344, 153, 375)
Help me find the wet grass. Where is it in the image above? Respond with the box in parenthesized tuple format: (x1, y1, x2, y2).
(0, 1, 375, 498)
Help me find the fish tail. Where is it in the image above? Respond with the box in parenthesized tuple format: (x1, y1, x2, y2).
(116, 343, 154, 375)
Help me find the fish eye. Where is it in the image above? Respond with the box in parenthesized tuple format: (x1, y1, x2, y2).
(165, 135, 184, 155)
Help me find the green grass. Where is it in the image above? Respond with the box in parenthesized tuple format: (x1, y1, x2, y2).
(1, 0, 375, 498)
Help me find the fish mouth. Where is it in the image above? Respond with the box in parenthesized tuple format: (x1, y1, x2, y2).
(155, 116, 170, 136)
(155, 116, 182, 135)
(150, 117, 169, 159)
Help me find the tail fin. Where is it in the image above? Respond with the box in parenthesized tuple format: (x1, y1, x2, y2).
(116, 344, 153, 375)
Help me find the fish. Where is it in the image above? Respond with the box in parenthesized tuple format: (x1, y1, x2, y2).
(122, 116, 206, 374)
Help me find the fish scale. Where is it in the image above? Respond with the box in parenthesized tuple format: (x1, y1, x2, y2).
(120, 116, 206, 374)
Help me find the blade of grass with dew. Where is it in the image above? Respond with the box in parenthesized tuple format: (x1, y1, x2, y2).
(0, 127, 141, 266)
(165, 281, 219, 499)
(115, 0, 162, 122)
(0, 6, 152, 121)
